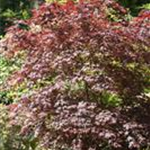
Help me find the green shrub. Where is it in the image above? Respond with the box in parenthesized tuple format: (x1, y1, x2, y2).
(116, 0, 150, 15)
(0, 50, 26, 104)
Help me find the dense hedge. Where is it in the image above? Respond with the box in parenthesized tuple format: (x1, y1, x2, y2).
(0, 0, 150, 149)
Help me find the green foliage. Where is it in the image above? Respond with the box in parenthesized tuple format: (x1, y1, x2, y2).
(0, 51, 25, 104)
(0, 0, 34, 35)
(101, 92, 122, 107)
(106, 7, 132, 22)
(141, 3, 150, 10)
(116, 0, 150, 15)
(0, 53, 23, 85)
(141, 147, 150, 150)
(0, 104, 42, 150)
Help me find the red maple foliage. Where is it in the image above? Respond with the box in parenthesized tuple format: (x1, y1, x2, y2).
(3, 0, 150, 149)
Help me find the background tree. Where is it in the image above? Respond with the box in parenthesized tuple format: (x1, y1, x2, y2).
(0, 0, 44, 35)
(117, 0, 150, 15)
